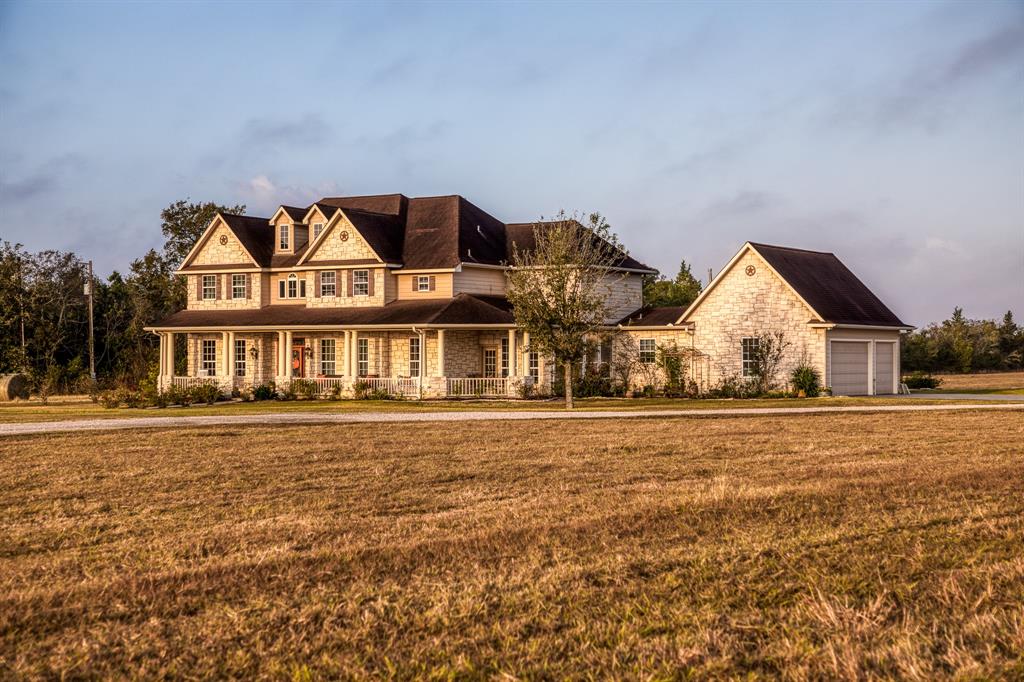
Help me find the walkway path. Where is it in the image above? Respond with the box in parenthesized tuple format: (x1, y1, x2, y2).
(1, 402, 1021, 436)
(903, 392, 1024, 401)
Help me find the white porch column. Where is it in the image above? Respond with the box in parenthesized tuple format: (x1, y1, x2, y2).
(508, 328, 517, 377)
(166, 332, 175, 379)
(868, 339, 876, 396)
(350, 330, 358, 377)
(436, 329, 445, 377)
(342, 331, 350, 378)
(285, 331, 294, 378)
(158, 333, 167, 388)
(221, 331, 230, 378)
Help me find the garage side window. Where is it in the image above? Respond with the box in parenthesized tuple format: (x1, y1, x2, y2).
(741, 337, 760, 377)
(639, 338, 656, 364)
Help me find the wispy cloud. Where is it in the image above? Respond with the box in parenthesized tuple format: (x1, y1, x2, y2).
(239, 114, 331, 150)
(827, 22, 1024, 133)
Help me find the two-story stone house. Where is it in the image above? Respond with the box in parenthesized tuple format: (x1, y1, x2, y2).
(148, 193, 910, 397)
(148, 193, 652, 398)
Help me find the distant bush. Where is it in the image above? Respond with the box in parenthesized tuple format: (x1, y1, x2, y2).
(790, 365, 822, 397)
(904, 372, 942, 390)
(291, 379, 318, 400)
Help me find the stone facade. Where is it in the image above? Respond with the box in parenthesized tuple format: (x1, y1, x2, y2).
(304, 214, 379, 262)
(187, 272, 261, 310)
(190, 220, 254, 266)
(684, 249, 827, 389)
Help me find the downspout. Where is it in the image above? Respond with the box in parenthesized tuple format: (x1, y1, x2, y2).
(411, 326, 425, 400)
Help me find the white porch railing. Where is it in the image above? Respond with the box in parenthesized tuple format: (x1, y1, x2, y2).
(358, 377, 420, 397)
(445, 377, 510, 397)
(171, 376, 220, 389)
(312, 377, 346, 395)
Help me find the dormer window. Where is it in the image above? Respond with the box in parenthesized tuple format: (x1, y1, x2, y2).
(417, 275, 430, 292)
(313, 223, 324, 239)
(279, 224, 290, 250)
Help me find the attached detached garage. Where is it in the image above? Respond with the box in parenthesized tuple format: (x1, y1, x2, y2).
(827, 332, 902, 396)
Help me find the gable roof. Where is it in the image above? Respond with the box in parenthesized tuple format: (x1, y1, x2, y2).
(678, 242, 909, 328)
(177, 193, 656, 274)
(748, 243, 908, 327)
(179, 212, 272, 270)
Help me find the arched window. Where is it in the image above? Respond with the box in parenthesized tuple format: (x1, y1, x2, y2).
(287, 273, 298, 298)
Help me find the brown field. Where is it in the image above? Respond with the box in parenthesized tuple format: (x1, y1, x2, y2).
(930, 370, 1024, 392)
(1, 412, 1022, 679)
(0, 394, 1012, 424)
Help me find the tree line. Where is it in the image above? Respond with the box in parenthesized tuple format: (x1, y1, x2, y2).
(901, 307, 1023, 374)
(0, 200, 241, 393)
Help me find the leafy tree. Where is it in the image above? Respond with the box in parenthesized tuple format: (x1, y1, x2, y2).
(160, 199, 245, 269)
(643, 259, 703, 308)
(506, 210, 625, 409)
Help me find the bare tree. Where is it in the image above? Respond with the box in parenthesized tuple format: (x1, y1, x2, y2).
(505, 211, 625, 409)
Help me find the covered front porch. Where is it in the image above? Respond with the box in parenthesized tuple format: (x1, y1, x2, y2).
(155, 327, 548, 398)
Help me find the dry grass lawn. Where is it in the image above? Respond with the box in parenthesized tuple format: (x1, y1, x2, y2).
(1, 412, 1022, 679)
(931, 370, 1024, 392)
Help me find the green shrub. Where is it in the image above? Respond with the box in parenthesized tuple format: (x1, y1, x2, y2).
(253, 383, 276, 401)
(98, 387, 148, 409)
(707, 374, 760, 399)
(351, 381, 369, 400)
(188, 383, 220, 405)
(790, 365, 822, 397)
(904, 372, 942, 389)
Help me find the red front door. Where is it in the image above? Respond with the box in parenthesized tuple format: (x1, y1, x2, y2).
(292, 344, 306, 377)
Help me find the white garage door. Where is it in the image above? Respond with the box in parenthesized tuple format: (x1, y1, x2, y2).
(831, 341, 870, 395)
(874, 342, 895, 395)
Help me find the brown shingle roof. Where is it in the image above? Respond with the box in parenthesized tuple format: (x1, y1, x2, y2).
(220, 213, 273, 266)
(750, 243, 908, 327)
(618, 306, 688, 327)
(151, 294, 515, 329)
(191, 195, 656, 274)
(505, 222, 655, 272)
(279, 206, 308, 222)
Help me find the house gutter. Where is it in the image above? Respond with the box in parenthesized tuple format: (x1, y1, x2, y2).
(807, 322, 916, 332)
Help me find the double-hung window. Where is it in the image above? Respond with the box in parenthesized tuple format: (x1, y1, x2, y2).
(500, 337, 509, 377)
(528, 351, 539, 380)
(483, 349, 497, 378)
(320, 271, 336, 297)
(279, 224, 290, 250)
(741, 337, 760, 377)
(234, 339, 246, 377)
(320, 338, 336, 375)
(201, 275, 216, 300)
(231, 274, 247, 299)
(353, 269, 369, 296)
(201, 339, 217, 374)
(357, 338, 369, 376)
(313, 222, 324, 239)
(417, 275, 430, 292)
(409, 337, 421, 377)
(639, 338, 656, 364)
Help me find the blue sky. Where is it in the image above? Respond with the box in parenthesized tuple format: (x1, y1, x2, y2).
(0, 0, 1020, 325)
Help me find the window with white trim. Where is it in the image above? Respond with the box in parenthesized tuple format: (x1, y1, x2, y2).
(357, 338, 369, 376)
(741, 337, 760, 378)
(353, 269, 369, 296)
(483, 349, 497, 378)
(320, 271, 336, 297)
(201, 275, 216, 300)
(320, 338, 336, 375)
(313, 223, 324, 239)
(409, 337, 421, 377)
(500, 337, 509, 377)
(639, 338, 656, 364)
(417, 275, 430, 292)
(231, 274, 247, 299)
(528, 351, 539, 380)
(201, 339, 217, 374)
(279, 224, 290, 250)
(234, 339, 246, 377)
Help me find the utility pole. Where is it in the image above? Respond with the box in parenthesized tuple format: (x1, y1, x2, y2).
(85, 260, 96, 381)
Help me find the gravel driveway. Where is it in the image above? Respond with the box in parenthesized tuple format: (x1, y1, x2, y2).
(1, 402, 1021, 436)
